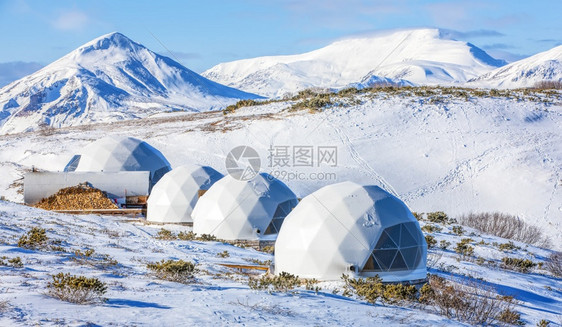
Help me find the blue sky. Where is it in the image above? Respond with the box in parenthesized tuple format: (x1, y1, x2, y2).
(0, 0, 561, 86)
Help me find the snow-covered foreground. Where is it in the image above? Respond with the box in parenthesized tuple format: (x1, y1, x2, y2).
(0, 89, 560, 249)
(0, 201, 456, 326)
(0, 199, 560, 326)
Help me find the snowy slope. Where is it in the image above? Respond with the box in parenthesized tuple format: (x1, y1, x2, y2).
(0, 199, 560, 326)
(0, 32, 259, 134)
(203, 28, 506, 97)
(0, 88, 560, 250)
(469, 45, 562, 88)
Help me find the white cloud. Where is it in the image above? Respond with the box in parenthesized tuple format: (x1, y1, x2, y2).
(52, 10, 90, 31)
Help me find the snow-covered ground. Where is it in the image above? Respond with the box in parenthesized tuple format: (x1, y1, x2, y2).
(0, 199, 560, 326)
(1, 89, 560, 249)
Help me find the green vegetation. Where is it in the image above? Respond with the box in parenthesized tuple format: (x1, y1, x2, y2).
(47, 273, 107, 304)
(451, 226, 464, 236)
(498, 241, 520, 252)
(455, 238, 474, 257)
(18, 227, 48, 249)
(147, 259, 197, 283)
(421, 224, 442, 233)
(0, 256, 23, 268)
(342, 275, 419, 304)
(248, 272, 302, 293)
(425, 235, 437, 248)
(501, 257, 536, 273)
(426, 211, 449, 224)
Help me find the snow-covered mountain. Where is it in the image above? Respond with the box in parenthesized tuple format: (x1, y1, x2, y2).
(0, 32, 259, 134)
(203, 28, 506, 97)
(469, 45, 562, 88)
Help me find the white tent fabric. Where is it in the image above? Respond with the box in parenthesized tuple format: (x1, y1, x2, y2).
(64, 136, 171, 189)
(274, 181, 427, 282)
(192, 173, 298, 240)
(147, 165, 223, 223)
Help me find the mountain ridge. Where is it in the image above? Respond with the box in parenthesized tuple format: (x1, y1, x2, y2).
(203, 28, 507, 97)
(0, 32, 259, 134)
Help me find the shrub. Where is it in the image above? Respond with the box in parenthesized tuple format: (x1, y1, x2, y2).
(341, 275, 420, 304)
(498, 241, 520, 252)
(224, 99, 261, 114)
(427, 211, 449, 224)
(425, 235, 437, 248)
(421, 224, 442, 233)
(497, 308, 524, 325)
(248, 272, 301, 293)
(501, 257, 536, 273)
(154, 229, 176, 240)
(217, 250, 230, 258)
(198, 234, 217, 241)
(452, 226, 464, 236)
(424, 275, 520, 325)
(18, 227, 48, 249)
(458, 212, 550, 248)
(544, 252, 562, 277)
(537, 319, 550, 327)
(177, 231, 196, 241)
(46, 273, 107, 304)
(0, 256, 23, 268)
(261, 245, 275, 254)
(412, 212, 423, 221)
(73, 249, 118, 269)
(290, 94, 333, 112)
(440, 240, 451, 250)
(147, 259, 196, 283)
(455, 239, 474, 257)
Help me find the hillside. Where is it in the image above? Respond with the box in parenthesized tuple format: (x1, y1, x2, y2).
(469, 45, 562, 88)
(0, 86, 560, 249)
(0, 32, 259, 134)
(202, 28, 506, 97)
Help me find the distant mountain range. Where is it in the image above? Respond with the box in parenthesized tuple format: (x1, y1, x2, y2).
(1, 29, 561, 134)
(202, 28, 508, 97)
(0, 32, 259, 134)
(468, 45, 562, 88)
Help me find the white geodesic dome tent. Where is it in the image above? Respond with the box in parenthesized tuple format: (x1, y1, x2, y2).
(274, 181, 427, 282)
(64, 136, 171, 189)
(192, 173, 298, 240)
(146, 165, 223, 223)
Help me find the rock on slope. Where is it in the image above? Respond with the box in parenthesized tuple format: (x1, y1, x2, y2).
(0, 32, 259, 134)
(203, 28, 506, 97)
(469, 45, 562, 88)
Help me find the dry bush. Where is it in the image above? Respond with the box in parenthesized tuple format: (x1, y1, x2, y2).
(46, 273, 107, 304)
(147, 259, 196, 283)
(341, 275, 419, 304)
(18, 227, 48, 249)
(248, 272, 301, 293)
(425, 275, 521, 325)
(0, 256, 23, 268)
(427, 211, 450, 224)
(544, 252, 562, 277)
(455, 238, 475, 257)
(425, 235, 437, 248)
(458, 212, 551, 248)
(501, 257, 536, 273)
(534, 80, 562, 90)
(72, 249, 118, 269)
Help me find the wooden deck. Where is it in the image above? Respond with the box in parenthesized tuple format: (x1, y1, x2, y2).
(53, 208, 143, 215)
